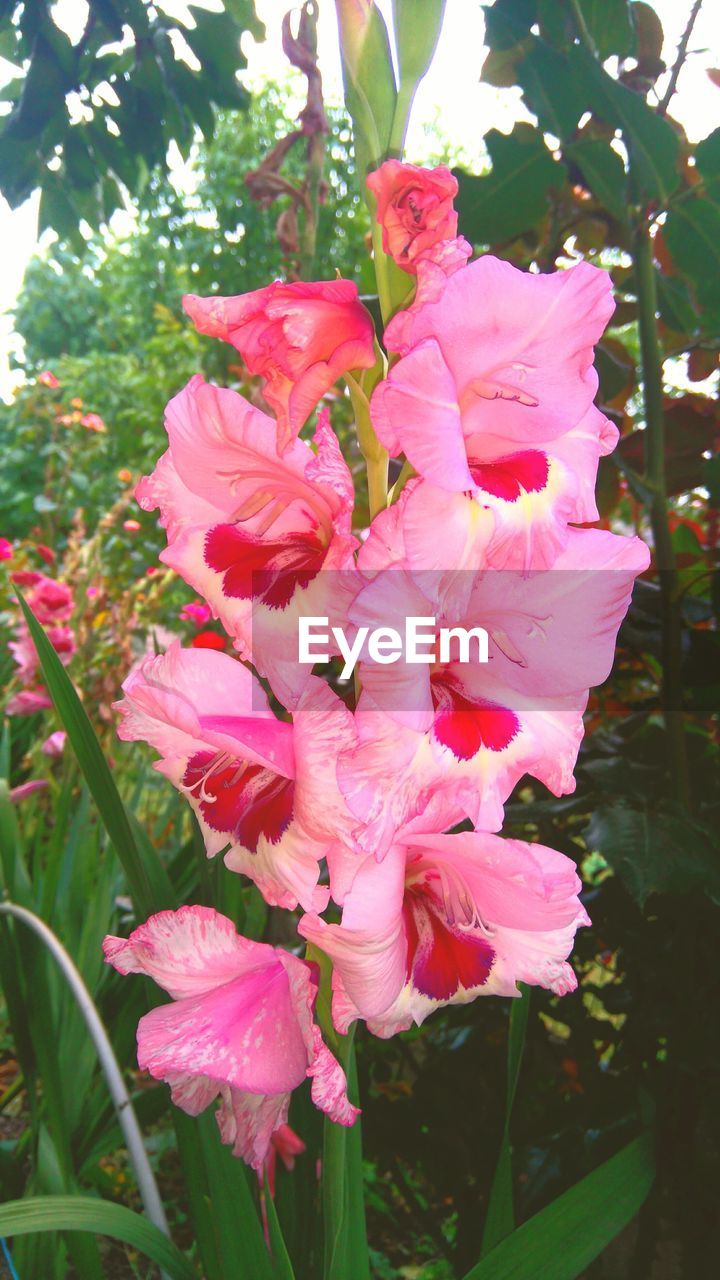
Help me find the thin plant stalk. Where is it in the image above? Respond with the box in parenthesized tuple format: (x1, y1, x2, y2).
(632, 220, 690, 807)
(0, 902, 171, 1247)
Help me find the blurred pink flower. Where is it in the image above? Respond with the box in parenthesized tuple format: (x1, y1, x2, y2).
(0, 538, 13, 560)
(81, 412, 106, 433)
(9, 779, 49, 803)
(123, 519, 141, 532)
(5, 688, 53, 716)
(42, 731, 67, 757)
(37, 370, 59, 389)
(180, 600, 212, 626)
(103, 906, 358, 1170)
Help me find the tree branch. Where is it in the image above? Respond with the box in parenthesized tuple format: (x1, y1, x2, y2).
(658, 0, 703, 116)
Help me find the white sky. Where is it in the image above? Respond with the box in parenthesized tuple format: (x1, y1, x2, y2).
(0, 0, 719, 395)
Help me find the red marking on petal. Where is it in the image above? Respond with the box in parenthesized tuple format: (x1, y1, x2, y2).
(204, 524, 327, 609)
(183, 751, 295, 850)
(468, 450, 549, 502)
(431, 675, 519, 758)
(404, 888, 494, 1000)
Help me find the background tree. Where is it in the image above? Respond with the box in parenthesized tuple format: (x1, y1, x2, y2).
(0, 0, 263, 241)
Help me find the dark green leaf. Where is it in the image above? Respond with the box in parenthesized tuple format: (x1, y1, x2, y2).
(566, 137, 628, 219)
(585, 804, 720, 905)
(576, 0, 634, 60)
(516, 40, 584, 139)
(464, 1135, 654, 1279)
(454, 124, 566, 244)
(664, 197, 720, 324)
(571, 44, 679, 204)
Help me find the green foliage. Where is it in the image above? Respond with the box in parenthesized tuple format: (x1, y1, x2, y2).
(454, 125, 566, 245)
(464, 1134, 655, 1280)
(0, 1196, 198, 1279)
(0, 0, 264, 239)
(0, 90, 370, 549)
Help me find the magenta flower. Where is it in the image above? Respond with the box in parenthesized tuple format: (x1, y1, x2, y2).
(179, 600, 212, 626)
(367, 160, 470, 276)
(300, 827, 588, 1038)
(37, 370, 59, 389)
(114, 642, 356, 911)
(103, 906, 358, 1171)
(371, 255, 618, 567)
(136, 377, 357, 706)
(183, 279, 376, 453)
(11, 571, 74, 625)
(0, 537, 13, 560)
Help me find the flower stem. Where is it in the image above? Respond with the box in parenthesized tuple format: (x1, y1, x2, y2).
(632, 220, 690, 807)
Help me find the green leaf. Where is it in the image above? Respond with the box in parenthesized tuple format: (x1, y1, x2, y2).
(664, 197, 720, 325)
(264, 1175, 296, 1280)
(464, 1134, 655, 1280)
(576, 0, 634, 59)
(454, 124, 567, 244)
(584, 804, 720, 906)
(566, 137, 628, 220)
(322, 1033, 369, 1280)
(16, 594, 175, 919)
(0, 1196, 196, 1280)
(695, 126, 720, 204)
(516, 40, 585, 138)
(571, 43, 679, 204)
(481, 988, 530, 1256)
(655, 270, 700, 336)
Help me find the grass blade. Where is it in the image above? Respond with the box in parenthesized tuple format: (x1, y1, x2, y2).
(464, 1132, 655, 1280)
(0, 1196, 196, 1280)
(16, 593, 174, 919)
(481, 987, 530, 1255)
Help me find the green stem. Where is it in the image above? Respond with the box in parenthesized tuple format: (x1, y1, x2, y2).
(322, 1029, 369, 1280)
(633, 220, 690, 807)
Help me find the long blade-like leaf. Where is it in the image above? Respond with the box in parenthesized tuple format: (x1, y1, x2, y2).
(0, 1196, 196, 1280)
(464, 1132, 655, 1280)
(481, 988, 530, 1254)
(16, 593, 174, 919)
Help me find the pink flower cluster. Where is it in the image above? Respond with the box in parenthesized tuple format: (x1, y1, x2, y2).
(6, 570, 76, 717)
(105, 162, 649, 1171)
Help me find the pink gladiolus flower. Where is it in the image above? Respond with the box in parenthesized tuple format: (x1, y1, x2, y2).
(103, 906, 358, 1170)
(37, 370, 59, 388)
(136, 378, 357, 706)
(5, 688, 53, 716)
(367, 161, 470, 276)
(300, 827, 589, 1038)
(9, 624, 74, 682)
(42, 730, 67, 757)
(338, 523, 649, 850)
(114, 642, 356, 911)
(183, 280, 376, 453)
(180, 600, 212, 626)
(35, 543, 55, 565)
(0, 538, 13, 560)
(372, 256, 618, 568)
